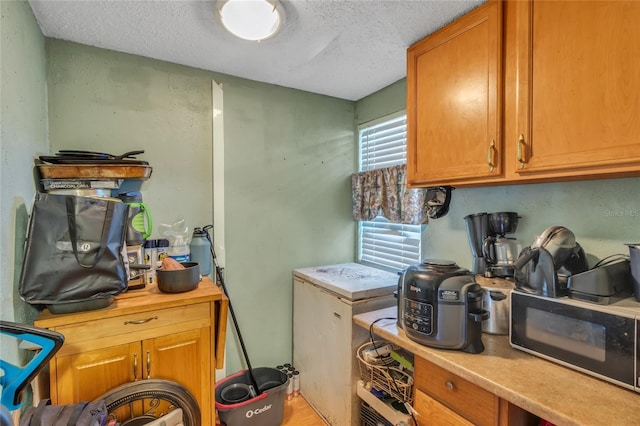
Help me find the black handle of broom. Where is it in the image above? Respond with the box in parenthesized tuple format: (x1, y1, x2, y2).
(202, 225, 261, 395)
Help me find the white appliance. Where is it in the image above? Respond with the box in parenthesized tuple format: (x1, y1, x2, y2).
(293, 263, 398, 426)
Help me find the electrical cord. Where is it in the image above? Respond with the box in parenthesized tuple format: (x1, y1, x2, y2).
(367, 317, 397, 369)
(592, 253, 629, 268)
(367, 317, 417, 426)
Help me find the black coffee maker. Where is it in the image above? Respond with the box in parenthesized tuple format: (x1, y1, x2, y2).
(465, 212, 523, 278)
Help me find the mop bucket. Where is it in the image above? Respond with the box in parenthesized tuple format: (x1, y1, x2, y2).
(215, 367, 288, 426)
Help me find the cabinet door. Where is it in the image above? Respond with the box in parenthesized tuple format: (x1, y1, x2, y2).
(55, 342, 140, 404)
(515, 1, 640, 176)
(415, 356, 497, 426)
(143, 327, 211, 426)
(414, 389, 475, 426)
(407, 0, 503, 186)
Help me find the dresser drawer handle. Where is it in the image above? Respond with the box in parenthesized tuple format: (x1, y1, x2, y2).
(124, 316, 158, 325)
(445, 380, 454, 391)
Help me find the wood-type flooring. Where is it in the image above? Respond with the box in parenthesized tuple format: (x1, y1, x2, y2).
(281, 395, 327, 425)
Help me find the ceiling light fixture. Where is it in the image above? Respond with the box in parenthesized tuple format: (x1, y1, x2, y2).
(217, 0, 284, 42)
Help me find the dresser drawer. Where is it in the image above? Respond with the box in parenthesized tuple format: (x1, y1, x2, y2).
(54, 303, 211, 344)
(415, 357, 497, 426)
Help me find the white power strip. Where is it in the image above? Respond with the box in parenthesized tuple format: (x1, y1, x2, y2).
(362, 344, 394, 363)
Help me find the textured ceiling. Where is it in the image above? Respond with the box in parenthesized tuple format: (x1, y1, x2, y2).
(28, 0, 485, 101)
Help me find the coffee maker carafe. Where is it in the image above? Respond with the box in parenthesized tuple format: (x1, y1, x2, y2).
(483, 238, 522, 275)
(481, 212, 522, 278)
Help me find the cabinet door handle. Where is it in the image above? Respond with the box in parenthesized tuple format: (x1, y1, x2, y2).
(133, 353, 138, 381)
(487, 140, 497, 172)
(445, 380, 455, 391)
(124, 316, 158, 325)
(146, 350, 151, 380)
(517, 134, 527, 168)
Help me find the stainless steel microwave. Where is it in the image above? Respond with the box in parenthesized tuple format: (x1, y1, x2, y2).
(510, 291, 640, 393)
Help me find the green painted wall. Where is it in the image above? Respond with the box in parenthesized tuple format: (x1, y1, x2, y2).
(355, 79, 406, 126)
(220, 68, 356, 373)
(46, 40, 215, 239)
(423, 178, 640, 269)
(45, 40, 356, 374)
(0, 0, 48, 327)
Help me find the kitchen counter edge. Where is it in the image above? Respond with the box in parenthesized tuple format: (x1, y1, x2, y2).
(353, 306, 639, 426)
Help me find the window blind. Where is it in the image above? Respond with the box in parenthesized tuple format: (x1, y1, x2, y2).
(357, 112, 422, 272)
(359, 114, 407, 171)
(359, 217, 421, 271)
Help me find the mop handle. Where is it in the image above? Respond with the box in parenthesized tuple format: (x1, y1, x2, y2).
(202, 226, 261, 395)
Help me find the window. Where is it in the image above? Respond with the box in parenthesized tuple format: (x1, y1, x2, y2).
(357, 112, 422, 271)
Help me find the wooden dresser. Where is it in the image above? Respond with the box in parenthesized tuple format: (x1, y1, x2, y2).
(34, 278, 227, 426)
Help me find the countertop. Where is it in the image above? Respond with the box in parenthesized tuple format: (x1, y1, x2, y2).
(35, 278, 226, 327)
(353, 306, 640, 426)
(293, 262, 398, 300)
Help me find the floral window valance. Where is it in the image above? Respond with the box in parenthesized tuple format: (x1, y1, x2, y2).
(351, 164, 453, 225)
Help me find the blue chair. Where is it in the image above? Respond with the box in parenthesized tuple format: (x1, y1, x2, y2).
(0, 321, 64, 424)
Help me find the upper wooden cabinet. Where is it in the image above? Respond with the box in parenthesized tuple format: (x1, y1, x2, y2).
(513, 0, 640, 179)
(407, 0, 503, 186)
(407, 0, 640, 187)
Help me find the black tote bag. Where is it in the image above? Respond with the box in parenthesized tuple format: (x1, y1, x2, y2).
(19, 193, 129, 313)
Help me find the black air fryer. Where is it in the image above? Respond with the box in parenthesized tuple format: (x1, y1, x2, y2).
(400, 259, 489, 354)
